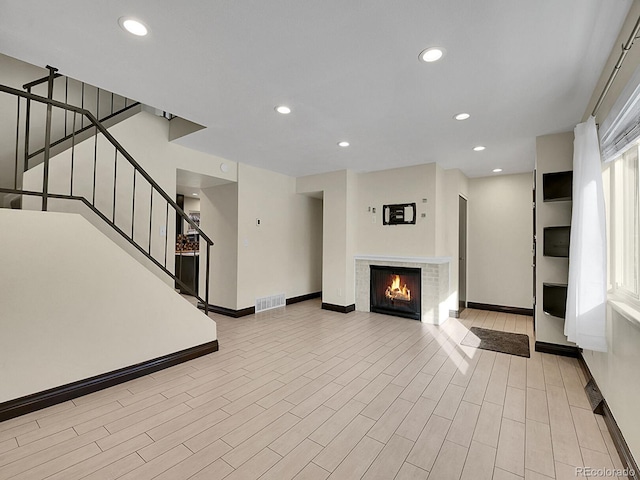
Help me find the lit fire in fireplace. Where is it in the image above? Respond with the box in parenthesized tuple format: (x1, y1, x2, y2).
(385, 275, 411, 301)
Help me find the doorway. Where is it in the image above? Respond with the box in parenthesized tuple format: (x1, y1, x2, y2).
(459, 195, 467, 312)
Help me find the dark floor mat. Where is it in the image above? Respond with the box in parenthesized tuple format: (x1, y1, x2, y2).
(460, 327, 530, 358)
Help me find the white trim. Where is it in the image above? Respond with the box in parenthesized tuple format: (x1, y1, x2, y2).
(354, 254, 451, 264)
(609, 298, 640, 330)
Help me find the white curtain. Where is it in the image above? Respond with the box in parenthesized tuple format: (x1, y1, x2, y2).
(565, 116, 607, 352)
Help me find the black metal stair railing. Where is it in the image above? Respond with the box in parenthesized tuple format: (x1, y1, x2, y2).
(21, 67, 141, 172)
(0, 67, 213, 316)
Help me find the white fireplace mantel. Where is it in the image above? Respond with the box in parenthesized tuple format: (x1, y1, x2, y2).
(354, 254, 451, 264)
(354, 255, 451, 325)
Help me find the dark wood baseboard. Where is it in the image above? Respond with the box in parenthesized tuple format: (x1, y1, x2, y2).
(467, 302, 534, 317)
(322, 302, 356, 314)
(200, 293, 322, 317)
(198, 303, 255, 318)
(449, 310, 460, 319)
(602, 401, 639, 480)
(0, 340, 218, 423)
(287, 292, 322, 305)
(578, 353, 639, 480)
(534, 341, 580, 357)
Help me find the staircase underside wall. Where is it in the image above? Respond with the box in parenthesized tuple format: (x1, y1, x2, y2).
(0, 209, 217, 404)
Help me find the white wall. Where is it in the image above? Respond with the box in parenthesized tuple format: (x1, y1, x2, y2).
(288, 193, 323, 300)
(0, 53, 134, 192)
(23, 111, 238, 289)
(297, 170, 356, 307)
(582, 306, 640, 463)
(0, 209, 216, 403)
(434, 164, 447, 256)
(298, 164, 468, 310)
(0, 54, 48, 190)
(444, 169, 469, 312)
(199, 182, 239, 310)
(22, 109, 322, 313)
(535, 132, 574, 346)
(467, 172, 533, 309)
(23, 112, 181, 283)
(237, 163, 323, 309)
(356, 164, 437, 257)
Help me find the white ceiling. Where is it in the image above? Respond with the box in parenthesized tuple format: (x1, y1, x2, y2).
(0, 1, 632, 178)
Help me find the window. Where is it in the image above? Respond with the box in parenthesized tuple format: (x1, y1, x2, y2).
(605, 144, 640, 304)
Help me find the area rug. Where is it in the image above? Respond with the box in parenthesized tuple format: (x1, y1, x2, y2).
(460, 327, 530, 358)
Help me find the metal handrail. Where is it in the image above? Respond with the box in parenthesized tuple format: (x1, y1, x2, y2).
(1, 76, 213, 316)
(22, 71, 63, 90)
(25, 102, 141, 161)
(22, 67, 139, 167)
(0, 83, 211, 243)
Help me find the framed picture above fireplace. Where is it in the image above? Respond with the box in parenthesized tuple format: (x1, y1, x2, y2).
(383, 203, 416, 225)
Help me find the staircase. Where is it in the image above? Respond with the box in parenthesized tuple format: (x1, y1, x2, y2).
(0, 66, 213, 315)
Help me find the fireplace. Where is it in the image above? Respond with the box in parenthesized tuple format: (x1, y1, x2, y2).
(356, 256, 450, 325)
(370, 265, 421, 320)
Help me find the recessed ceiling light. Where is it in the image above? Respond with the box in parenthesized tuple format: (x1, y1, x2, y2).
(473, 146, 486, 151)
(419, 47, 445, 63)
(192, 193, 198, 196)
(118, 17, 148, 36)
(493, 168, 503, 173)
(338, 141, 350, 147)
(275, 105, 291, 114)
(454, 113, 470, 121)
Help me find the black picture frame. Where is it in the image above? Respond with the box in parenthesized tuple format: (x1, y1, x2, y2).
(383, 203, 417, 225)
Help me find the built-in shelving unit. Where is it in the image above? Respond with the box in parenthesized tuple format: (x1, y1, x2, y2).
(543, 226, 570, 257)
(534, 132, 575, 349)
(543, 171, 573, 202)
(542, 283, 568, 318)
(539, 172, 571, 323)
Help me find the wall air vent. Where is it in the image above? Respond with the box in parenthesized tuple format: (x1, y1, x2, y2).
(255, 293, 286, 313)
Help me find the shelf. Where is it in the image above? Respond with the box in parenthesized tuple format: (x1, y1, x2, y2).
(543, 283, 568, 319)
(543, 226, 570, 257)
(543, 171, 573, 202)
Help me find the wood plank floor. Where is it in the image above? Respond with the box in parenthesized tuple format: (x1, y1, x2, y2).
(0, 301, 628, 479)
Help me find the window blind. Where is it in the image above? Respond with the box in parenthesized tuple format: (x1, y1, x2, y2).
(599, 64, 640, 162)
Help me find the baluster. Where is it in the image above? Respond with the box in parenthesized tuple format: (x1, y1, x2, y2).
(14, 97, 20, 190)
(193, 245, 197, 298)
(148, 187, 153, 255)
(70, 112, 77, 196)
(164, 202, 169, 268)
(205, 242, 211, 315)
(64, 76, 68, 137)
(42, 66, 57, 211)
(179, 248, 183, 293)
(23, 91, 31, 173)
(80, 83, 84, 129)
(92, 125, 98, 206)
(131, 170, 136, 239)
(113, 148, 118, 222)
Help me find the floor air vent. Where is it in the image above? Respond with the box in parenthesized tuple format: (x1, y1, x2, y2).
(255, 293, 286, 313)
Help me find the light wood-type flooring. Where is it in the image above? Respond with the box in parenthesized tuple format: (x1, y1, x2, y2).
(0, 301, 629, 479)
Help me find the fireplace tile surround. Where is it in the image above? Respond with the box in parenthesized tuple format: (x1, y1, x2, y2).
(355, 255, 450, 325)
